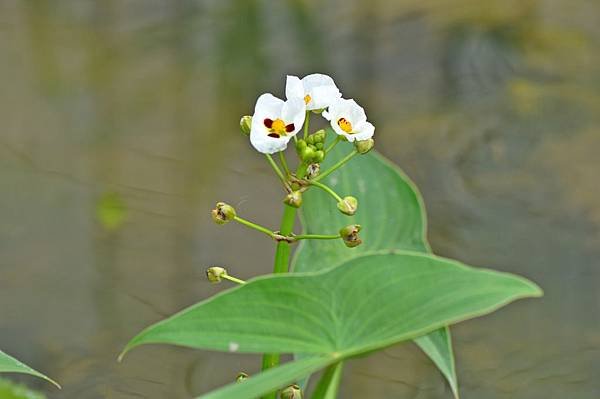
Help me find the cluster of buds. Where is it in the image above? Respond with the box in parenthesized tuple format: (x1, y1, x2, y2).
(296, 129, 326, 164)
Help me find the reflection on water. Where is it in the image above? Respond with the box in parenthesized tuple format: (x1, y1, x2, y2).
(1, 1, 599, 398)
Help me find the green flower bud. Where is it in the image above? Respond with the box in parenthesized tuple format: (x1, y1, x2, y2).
(240, 116, 252, 136)
(280, 384, 302, 399)
(315, 142, 324, 150)
(313, 129, 326, 143)
(300, 146, 315, 162)
(306, 163, 320, 179)
(314, 150, 325, 163)
(284, 191, 303, 208)
(339, 224, 362, 248)
(211, 202, 236, 225)
(337, 196, 358, 216)
(355, 138, 375, 154)
(296, 139, 307, 152)
(236, 372, 249, 382)
(306, 134, 315, 145)
(206, 266, 228, 283)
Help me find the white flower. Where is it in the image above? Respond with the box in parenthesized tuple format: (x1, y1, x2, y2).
(250, 93, 306, 154)
(323, 98, 375, 142)
(285, 74, 342, 111)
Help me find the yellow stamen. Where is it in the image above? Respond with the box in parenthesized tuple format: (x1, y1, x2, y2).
(337, 117, 353, 133)
(304, 94, 311, 104)
(271, 119, 286, 133)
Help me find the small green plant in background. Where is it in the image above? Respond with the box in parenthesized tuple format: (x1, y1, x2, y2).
(120, 74, 542, 398)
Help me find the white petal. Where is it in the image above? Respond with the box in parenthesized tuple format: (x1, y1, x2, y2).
(285, 75, 305, 101)
(250, 133, 290, 154)
(282, 98, 306, 134)
(301, 73, 336, 90)
(254, 93, 284, 117)
(352, 121, 375, 141)
(344, 99, 367, 126)
(307, 86, 342, 110)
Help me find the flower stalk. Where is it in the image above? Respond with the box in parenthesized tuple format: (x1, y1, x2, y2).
(312, 149, 358, 182)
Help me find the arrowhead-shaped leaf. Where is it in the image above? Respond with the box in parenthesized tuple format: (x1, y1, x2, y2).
(122, 251, 541, 399)
(0, 349, 60, 389)
(293, 144, 457, 395)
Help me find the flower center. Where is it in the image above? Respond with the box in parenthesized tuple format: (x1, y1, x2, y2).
(264, 118, 295, 138)
(337, 117, 353, 133)
(304, 94, 311, 104)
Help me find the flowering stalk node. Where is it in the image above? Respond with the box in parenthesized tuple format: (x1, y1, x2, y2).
(206, 266, 228, 283)
(236, 372, 249, 382)
(337, 196, 358, 216)
(240, 116, 252, 136)
(273, 232, 294, 243)
(280, 384, 302, 399)
(283, 191, 303, 208)
(340, 224, 362, 248)
(211, 202, 236, 225)
(355, 138, 375, 154)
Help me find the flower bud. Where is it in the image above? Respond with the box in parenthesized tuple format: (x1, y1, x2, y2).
(306, 163, 320, 179)
(206, 266, 228, 283)
(337, 196, 358, 216)
(314, 150, 325, 163)
(236, 372, 249, 382)
(315, 142, 324, 150)
(211, 202, 236, 225)
(300, 146, 315, 162)
(355, 138, 374, 154)
(340, 224, 362, 248)
(306, 134, 315, 145)
(313, 129, 326, 143)
(284, 191, 303, 208)
(280, 384, 302, 399)
(240, 116, 252, 136)
(296, 139, 307, 152)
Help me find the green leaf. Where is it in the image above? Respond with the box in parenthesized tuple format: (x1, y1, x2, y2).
(196, 356, 334, 399)
(0, 350, 60, 389)
(293, 144, 457, 395)
(122, 251, 541, 398)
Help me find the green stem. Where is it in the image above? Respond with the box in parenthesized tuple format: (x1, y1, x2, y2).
(221, 274, 246, 285)
(309, 180, 343, 203)
(325, 136, 342, 154)
(303, 111, 310, 140)
(265, 154, 288, 187)
(313, 150, 358, 182)
(261, 163, 308, 399)
(311, 362, 344, 399)
(279, 151, 291, 177)
(292, 233, 340, 241)
(233, 216, 275, 239)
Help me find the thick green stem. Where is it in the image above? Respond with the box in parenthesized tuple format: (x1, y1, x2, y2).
(311, 362, 344, 399)
(261, 163, 308, 399)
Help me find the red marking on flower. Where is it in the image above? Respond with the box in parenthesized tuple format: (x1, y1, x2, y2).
(285, 123, 295, 132)
(263, 118, 273, 128)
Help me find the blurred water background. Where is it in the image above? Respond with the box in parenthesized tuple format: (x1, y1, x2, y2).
(1, 0, 599, 398)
